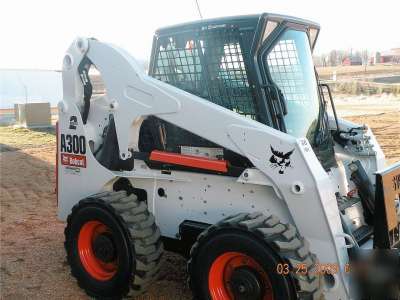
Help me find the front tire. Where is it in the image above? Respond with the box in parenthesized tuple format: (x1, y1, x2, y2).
(64, 191, 163, 299)
(188, 212, 320, 300)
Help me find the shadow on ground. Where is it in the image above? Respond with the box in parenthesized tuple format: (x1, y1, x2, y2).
(29, 127, 56, 135)
(0, 144, 20, 152)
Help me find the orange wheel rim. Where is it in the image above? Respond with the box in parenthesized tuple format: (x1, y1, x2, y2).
(78, 220, 118, 281)
(208, 252, 274, 300)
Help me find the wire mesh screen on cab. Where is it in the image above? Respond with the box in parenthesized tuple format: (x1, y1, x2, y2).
(153, 27, 258, 120)
(266, 39, 307, 105)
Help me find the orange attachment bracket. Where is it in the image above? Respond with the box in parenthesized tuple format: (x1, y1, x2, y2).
(149, 150, 228, 173)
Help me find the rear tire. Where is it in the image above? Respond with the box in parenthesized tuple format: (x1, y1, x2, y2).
(64, 190, 163, 299)
(188, 212, 321, 300)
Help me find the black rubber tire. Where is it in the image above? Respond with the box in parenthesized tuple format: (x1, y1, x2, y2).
(64, 190, 163, 299)
(188, 212, 321, 300)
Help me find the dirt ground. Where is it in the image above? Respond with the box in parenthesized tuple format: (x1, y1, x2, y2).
(1, 111, 399, 299)
(0, 129, 191, 299)
(344, 112, 400, 165)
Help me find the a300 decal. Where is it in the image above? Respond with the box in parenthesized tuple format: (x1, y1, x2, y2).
(60, 134, 87, 168)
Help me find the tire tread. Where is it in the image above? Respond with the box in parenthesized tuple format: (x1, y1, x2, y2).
(187, 212, 321, 300)
(64, 190, 163, 299)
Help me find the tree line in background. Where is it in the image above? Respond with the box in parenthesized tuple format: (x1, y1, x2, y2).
(313, 49, 370, 67)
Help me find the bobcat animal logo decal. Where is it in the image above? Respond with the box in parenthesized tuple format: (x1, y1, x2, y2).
(269, 146, 294, 174)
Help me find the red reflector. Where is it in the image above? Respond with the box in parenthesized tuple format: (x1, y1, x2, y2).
(149, 150, 228, 173)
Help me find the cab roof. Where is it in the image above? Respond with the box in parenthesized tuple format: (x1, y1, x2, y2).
(155, 13, 320, 36)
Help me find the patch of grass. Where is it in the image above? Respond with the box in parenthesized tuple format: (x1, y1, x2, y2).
(329, 81, 400, 95)
(317, 65, 400, 78)
(0, 126, 55, 150)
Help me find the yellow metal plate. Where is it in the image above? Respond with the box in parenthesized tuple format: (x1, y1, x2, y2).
(381, 164, 400, 231)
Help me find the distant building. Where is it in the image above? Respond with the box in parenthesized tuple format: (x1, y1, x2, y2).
(380, 48, 400, 64)
(342, 56, 362, 66)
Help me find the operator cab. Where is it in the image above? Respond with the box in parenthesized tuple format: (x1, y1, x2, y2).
(144, 13, 335, 170)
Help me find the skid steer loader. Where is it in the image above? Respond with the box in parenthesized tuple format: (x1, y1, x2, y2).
(57, 13, 400, 300)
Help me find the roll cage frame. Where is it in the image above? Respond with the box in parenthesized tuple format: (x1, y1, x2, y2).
(149, 13, 321, 135)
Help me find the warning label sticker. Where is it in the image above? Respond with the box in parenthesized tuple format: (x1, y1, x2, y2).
(61, 153, 87, 168)
(64, 166, 81, 175)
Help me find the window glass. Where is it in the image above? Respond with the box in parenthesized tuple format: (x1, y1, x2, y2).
(309, 28, 318, 49)
(262, 21, 278, 43)
(265, 29, 320, 140)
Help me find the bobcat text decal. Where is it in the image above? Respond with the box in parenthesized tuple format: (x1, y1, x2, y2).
(269, 146, 294, 174)
(60, 134, 87, 168)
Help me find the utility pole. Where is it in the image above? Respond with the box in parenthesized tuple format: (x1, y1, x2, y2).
(17, 74, 28, 104)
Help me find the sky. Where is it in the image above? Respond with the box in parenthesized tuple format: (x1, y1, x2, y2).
(0, 0, 399, 70)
